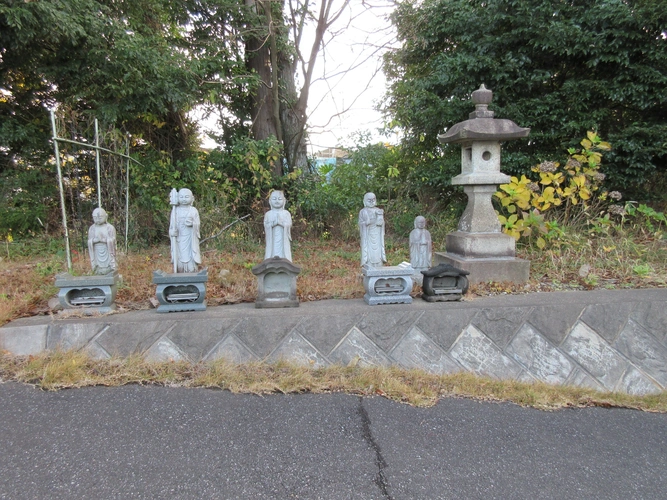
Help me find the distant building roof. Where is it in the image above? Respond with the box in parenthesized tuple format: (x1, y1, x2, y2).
(313, 147, 349, 159)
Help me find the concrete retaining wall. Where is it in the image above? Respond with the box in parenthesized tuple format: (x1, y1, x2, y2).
(1, 289, 666, 395)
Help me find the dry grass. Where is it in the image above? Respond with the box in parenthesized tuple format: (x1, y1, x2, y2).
(0, 239, 367, 325)
(1, 228, 665, 325)
(1, 350, 666, 411)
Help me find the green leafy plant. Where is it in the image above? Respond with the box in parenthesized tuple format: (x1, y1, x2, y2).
(632, 264, 652, 278)
(624, 203, 666, 238)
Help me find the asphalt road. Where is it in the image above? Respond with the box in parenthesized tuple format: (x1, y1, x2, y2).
(1, 382, 666, 499)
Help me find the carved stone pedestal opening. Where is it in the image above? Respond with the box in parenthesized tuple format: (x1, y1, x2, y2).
(421, 263, 469, 302)
(362, 263, 414, 305)
(153, 269, 208, 313)
(55, 272, 119, 314)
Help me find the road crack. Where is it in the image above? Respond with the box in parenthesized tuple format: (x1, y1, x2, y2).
(357, 396, 392, 499)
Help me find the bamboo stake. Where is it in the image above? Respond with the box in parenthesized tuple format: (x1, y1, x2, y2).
(125, 136, 130, 254)
(95, 118, 101, 208)
(50, 109, 73, 273)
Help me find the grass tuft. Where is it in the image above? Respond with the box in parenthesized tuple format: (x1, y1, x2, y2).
(2, 351, 666, 412)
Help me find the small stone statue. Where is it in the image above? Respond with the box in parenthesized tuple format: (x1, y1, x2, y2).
(264, 190, 292, 261)
(410, 216, 432, 271)
(359, 192, 386, 268)
(88, 208, 117, 275)
(169, 188, 201, 273)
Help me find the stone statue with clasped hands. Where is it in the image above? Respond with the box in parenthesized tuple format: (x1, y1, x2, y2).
(264, 190, 292, 261)
(88, 207, 117, 275)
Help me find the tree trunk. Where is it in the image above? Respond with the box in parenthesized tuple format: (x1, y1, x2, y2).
(279, 56, 309, 172)
(245, 0, 279, 172)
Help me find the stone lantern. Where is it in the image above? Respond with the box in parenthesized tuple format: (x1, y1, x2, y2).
(435, 85, 530, 283)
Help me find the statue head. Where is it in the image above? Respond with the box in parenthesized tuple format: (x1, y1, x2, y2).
(363, 192, 377, 208)
(414, 216, 426, 229)
(178, 188, 194, 206)
(269, 190, 286, 210)
(92, 208, 108, 225)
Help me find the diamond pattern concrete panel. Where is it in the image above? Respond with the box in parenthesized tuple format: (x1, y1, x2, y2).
(614, 319, 667, 388)
(294, 314, 360, 356)
(97, 321, 176, 357)
(267, 331, 329, 367)
(506, 324, 574, 384)
(617, 365, 662, 395)
(449, 325, 523, 380)
(232, 316, 302, 359)
(167, 318, 241, 361)
(0, 325, 47, 355)
(472, 306, 532, 348)
(206, 334, 258, 363)
(84, 341, 111, 360)
(561, 322, 628, 391)
(416, 309, 477, 352)
(356, 310, 423, 352)
(47, 323, 107, 351)
(144, 337, 187, 362)
(566, 368, 605, 392)
(516, 370, 538, 383)
(580, 302, 634, 343)
(329, 327, 392, 367)
(630, 301, 667, 346)
(528, 304, 584, 345)
(390, 326, 461, 374)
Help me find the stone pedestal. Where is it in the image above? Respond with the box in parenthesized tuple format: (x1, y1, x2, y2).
(55, 272, 119, 314)
(153, 269, 208, 313)
(362, 262, 413, 305)
(252, 257, 301, 308)
(421, 263, 469, 302)
(434, 252, 529, 285)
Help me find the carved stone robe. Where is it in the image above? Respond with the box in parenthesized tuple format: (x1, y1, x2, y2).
(171, 205, 201, 273)
(88, 223, 117, 275)
(359, 207, 386, 267)
(264, 209, 292, 261)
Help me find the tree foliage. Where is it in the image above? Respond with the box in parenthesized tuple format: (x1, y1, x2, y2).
(384, 0, 667, 193)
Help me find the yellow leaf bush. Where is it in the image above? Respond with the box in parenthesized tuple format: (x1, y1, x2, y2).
(495, 132, 614, 245)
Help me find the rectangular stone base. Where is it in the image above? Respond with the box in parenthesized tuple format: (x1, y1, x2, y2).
(446, 231, 516, 258)
(252, 258, 301, 309)
(153, 269, 208, 313)
(422, 293, 463, 302)
(156, 302, 207, 313)
(55, 272, 119, 312)
(434, 252, 529, 284)
(255, 298, 300, 309)
(362, 263, 413, 305)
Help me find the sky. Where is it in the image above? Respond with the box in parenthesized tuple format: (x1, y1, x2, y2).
(303, 1, 397, 154)
(197, 1, 397, 155)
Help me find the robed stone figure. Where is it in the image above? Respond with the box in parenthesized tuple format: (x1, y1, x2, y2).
(88, 207, 117, 275)
(169, 188, 201, 273)
(359, 192, 386, 268)
(410, 216, 432, 271)
(264, 190, 292, 261)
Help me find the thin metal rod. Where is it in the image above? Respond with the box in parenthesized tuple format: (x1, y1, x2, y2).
(125, 136, 130, 254)
(52, 137, 145, 167)
(50, 109, 73, 273)
(95, 119, 101, 208)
